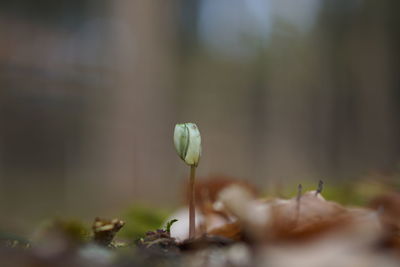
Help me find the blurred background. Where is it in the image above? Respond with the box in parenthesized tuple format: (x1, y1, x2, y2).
(0, 0, 400, 234)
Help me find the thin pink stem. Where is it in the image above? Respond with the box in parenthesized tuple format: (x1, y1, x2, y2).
(189, 165, 196, 239)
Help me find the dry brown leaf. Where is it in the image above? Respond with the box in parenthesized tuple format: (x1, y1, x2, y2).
(370, 192, 400, 254)
(92, 217, 125, 246)
(207, 222, 242, 241)
(270, 191, 350, 240)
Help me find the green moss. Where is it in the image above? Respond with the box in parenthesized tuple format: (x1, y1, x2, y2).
(32, 218, 91, 245)
(274, 179, 390, 206)
(118, 205, 169, 240)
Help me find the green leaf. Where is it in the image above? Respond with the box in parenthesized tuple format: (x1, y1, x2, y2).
(165, 219, 178, 233)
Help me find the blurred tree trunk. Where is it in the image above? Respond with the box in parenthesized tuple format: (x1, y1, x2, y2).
(315, 0, 399, 178)
(101, 0, 178, 209)
(258, 0, 400, 185)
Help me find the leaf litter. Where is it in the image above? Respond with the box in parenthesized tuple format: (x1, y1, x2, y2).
(1, 176, 400, 266)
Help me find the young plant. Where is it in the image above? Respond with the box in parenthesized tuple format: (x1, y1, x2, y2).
(165, 219, 178, 234)
(174, 123, 201, 239)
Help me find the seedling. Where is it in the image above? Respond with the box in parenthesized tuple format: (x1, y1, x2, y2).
(165, 219, 178, 234)
(174, 123, 202, 240)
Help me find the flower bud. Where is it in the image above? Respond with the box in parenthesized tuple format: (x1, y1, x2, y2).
(174, 123, 201, 166)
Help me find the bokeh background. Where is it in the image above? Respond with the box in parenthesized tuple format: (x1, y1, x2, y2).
(1, 0, 400, 234)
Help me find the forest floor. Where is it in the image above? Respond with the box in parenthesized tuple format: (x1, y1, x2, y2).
(1, 176, 400, 267)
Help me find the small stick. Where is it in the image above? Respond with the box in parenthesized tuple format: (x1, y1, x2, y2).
(315, 180, 324, 196)
(297, 184, 303, 203)
(296, 184, 303, 222)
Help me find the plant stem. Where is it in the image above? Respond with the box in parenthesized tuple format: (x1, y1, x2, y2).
(189, 165, 196, 239)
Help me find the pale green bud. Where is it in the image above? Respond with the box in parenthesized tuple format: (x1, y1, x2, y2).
(174, 123, 201, 166)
